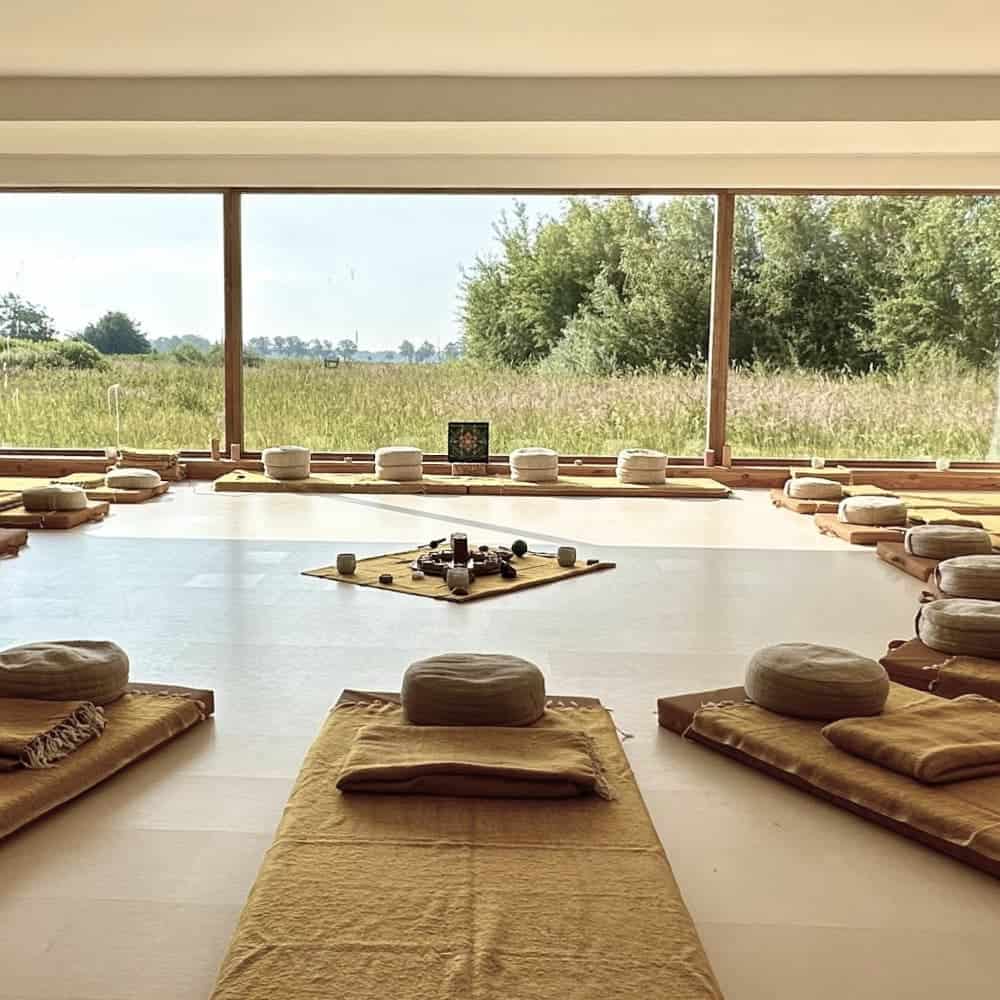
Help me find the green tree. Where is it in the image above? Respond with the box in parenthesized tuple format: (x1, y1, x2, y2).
(398, 339, 416, 363)
(337, 338, 358, 361)
(442, 340, 463, 360)
(415, 340, 437, 363)
(81, 311, 151, 355)
(0, 292, 56, 341)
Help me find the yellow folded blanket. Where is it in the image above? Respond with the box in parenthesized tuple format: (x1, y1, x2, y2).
(823, 695, 1000, 784)
(337, 723, 614, 799)
(0, 699, 105, 771)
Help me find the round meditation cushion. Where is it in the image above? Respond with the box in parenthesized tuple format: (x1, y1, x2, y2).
(837, 495, 907, 526)
(616, 448, 668, 471)
(783, 477, 844, 501)
(935, 556, 1000, 601)
(745, 643, 889, 720)
(616, 469, 668, 485)
(905, 524, 992, 561)
(21, 484, 87, 513)
(402, 653, 546, 726)
(374, 446, 423, 468)
(0, 640, 129, 705)
(509, 447, 559, 470)
(107, 468, 162, 490)
(374, 464, 423, 482)
(917, 599, 1000, 657)
(262, 446, 311, 480)
(510, 467, 560, 483)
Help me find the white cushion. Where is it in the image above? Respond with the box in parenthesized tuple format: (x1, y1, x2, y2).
(509, 447, 559, 470)
(905, 525, 992, 561)
(262, 445, 311, 468)
(838, 495, 907, 526)
(616, 448, 667, 471)
(510, 467, 559, 483)
(107, 468, 162, 490)
(266, 465, 311, 481)
(21, 484, 88, 512)
(936, 556, 1000, 600)
(745, 643, 889, 721)
(374, 446, 423, 468)
(374, 464, 423, 482)
(616, 468, 667, 485)
(784, 477, 844, 501)
(918, 598, 1000, 657)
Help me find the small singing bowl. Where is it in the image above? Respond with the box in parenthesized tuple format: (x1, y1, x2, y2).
(336, 553, 357, 575)
(557, 546, 577, 567)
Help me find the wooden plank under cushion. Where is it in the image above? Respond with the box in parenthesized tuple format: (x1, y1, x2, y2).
(876, 541, 939, 581)
(815, 513, 905, 546)
(769, 488, 840, 515)
(0, 500, 109, 529)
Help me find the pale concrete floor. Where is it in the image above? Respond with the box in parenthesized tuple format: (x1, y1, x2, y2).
(1, 486, 996, 999)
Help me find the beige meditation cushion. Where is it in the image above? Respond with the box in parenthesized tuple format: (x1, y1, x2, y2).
(784, 477, 844, 501)
(905, 524, 993, 561)
(745, 643, 889, 721)
(0, 640, 129, 705)
(374, 446, 423, 467)
(509, 447, 559, 470)
(107, 467, 162, 490)
(837, 495, 907, 526)
(402, 653, 546, 726)
(263, 445, 311, 480)
(616, 469, 668, 485)
(917, 599, 1000, 657)
(21, 484, 88, 512)
(935, 556, 1000, 600)
(616, 448, 667, 471)
(374, 464, 423, 482)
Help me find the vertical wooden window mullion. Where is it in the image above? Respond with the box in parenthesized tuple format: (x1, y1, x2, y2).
(223, 189, 244, 453)
(704, 191, 735, 466)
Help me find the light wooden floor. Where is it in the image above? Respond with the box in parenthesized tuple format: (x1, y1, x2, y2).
(1, 485, 996, 999)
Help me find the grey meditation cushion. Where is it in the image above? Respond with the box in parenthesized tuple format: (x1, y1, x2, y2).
(0, 640, 129, 705)
(402, 653, 546, 726)
(21, 484, 88, 512)
(784, 477, 844, 501)
(905, 525, 993, 561)
(745, 643, 889, 721)
(917, 598, 1000, 657)
(837, 495, 907, 526)
(107, 468, 162, 490)
(936, 555, 1000, 600)
(616, 448, 667, 471)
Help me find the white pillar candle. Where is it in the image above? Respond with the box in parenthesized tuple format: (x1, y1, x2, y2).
(936, 458, 951, 472)
(810, 457, 825, 469)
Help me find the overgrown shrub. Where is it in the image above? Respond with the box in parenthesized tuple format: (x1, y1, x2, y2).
(1, 339, 108, 371)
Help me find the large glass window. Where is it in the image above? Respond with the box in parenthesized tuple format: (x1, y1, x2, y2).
(242, 194, 712, 455)
(0, 193, 223, 450)
(727, 194, 1000, 461)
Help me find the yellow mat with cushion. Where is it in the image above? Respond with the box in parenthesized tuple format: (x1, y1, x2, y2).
(657, 683, 1000, 877)
(0, 684, 214, 840)
(0, 500, 109, 530)
(210, 690, 722, 1000)
(845, 486, 1000, 514)
(304, 548, 615, 602)
(215, 469, 465, 494)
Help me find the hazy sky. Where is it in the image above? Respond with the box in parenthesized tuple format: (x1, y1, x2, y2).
(0, 192, 587, 352)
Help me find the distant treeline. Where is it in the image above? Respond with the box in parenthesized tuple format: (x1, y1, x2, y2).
(460, 195, 1000, 375)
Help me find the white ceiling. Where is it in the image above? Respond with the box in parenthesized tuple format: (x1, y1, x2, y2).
(5, 0, 1000, 76)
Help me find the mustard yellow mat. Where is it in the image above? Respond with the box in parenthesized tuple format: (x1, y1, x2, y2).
(846, 485, 1000, 514)
(0, 473, 107, 493)
(210, 691, 722, 1000)
(304, 547, 616, 602)
(216, 469, 730, 499)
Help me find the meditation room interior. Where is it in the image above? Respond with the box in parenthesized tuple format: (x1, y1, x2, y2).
(6, 4, 1000, 998)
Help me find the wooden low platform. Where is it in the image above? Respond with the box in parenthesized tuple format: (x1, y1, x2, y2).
(1, 683, 214, 841)
(769, 488, 840, 515)
(815, 513, 905, 546)
(82, 480, 170, 504)
(876, 540, 939, 581)
(881, 638, 1000, 702)
(0, 500, 109, 530)
(215, 469, 730, 498)
(789, 465, 853, 484)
